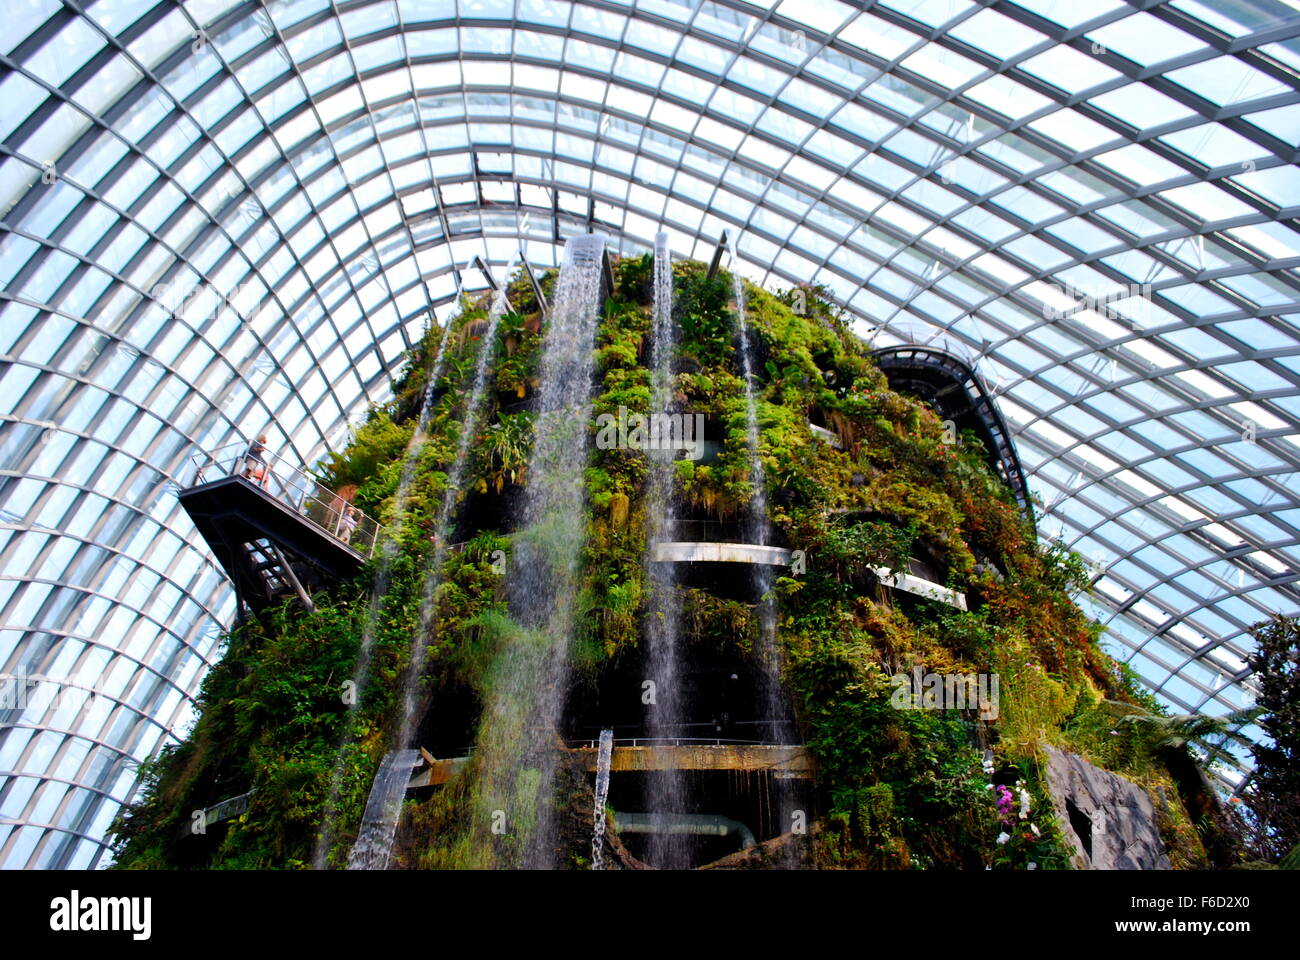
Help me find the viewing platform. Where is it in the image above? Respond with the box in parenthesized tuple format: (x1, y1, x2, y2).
(808, 422, 844, 449)
(178, 442, 385, 613)
(870, 564, 967, 610)
(649, 526, 966, 609)
(872, 345, 1033, 522)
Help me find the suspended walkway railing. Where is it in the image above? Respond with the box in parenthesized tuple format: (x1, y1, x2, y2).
(188, 441, 384, 556)
(871, 345, 1034, 523)
(178, 441, 387, 613)
(406, 739, 814, 788)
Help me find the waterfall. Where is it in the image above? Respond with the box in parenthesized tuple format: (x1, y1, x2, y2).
(336, 286, 509, 871)
(474, 235, 606, 868)
(733, 260, 797, 859)
(316, 282, 507, 869)
(313, 312, 456, 869)
(591, 728, 614, 870)
(732, 271, 769, 551)
(651, 232, 675, 406)
(643, 231, 689, 868)
(347, 749, 421, 870)
(392, 284, 510, 754)
(733, 264, 792, 739)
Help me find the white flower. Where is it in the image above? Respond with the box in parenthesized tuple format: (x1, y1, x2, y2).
(996, 831, 1010, 845)
(1027, 862, 1038, 871)
(1031, 823, 1041, 837)
(1018, 788, 1032, 819)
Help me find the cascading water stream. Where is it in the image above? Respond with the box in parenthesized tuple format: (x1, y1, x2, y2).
(346, 749, 421, 870)
(591, 728, 614, 870)
(471, 235, 606, 868)
(392, 284, 509, 753)
(341, 285, 511, 870)
(733, 259, 795, 750)
(732, 270, 768, 551)
(643, 231, 689, 868)
(313, 312, 456, 869)
(733, 259, 800, 861)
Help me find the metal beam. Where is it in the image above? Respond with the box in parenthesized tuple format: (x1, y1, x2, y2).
(707, 231, 729, 281)
(471, 255, 499, 291)
(519, 250, 549, 316)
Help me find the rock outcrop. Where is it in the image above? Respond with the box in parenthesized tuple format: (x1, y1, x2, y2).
(1042, 745, 1172, 870)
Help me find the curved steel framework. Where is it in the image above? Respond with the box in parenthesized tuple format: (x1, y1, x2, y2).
(0, 0, 1298, 867)
(872, 344, 1035, 519)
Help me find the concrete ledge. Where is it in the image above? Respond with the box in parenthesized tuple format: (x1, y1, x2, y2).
(869, 566, 967, 610)
(808, 423, 844, 449)
(408, 756, 469, 788)
(650, 541, 793, 566)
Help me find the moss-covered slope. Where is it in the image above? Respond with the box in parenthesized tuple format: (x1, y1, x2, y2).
(109, 253, 1209, 870)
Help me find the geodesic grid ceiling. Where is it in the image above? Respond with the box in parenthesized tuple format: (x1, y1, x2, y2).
(1, 0, 1298, 869)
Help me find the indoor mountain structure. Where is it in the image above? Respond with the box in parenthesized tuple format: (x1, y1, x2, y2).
(0, 0, 1298, 874)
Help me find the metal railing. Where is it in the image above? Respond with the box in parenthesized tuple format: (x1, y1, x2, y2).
(565, 736, 783, 749)
(658, 518, 791, 548)
(659, 518, 746, 543)
(188, 441, 384, 557)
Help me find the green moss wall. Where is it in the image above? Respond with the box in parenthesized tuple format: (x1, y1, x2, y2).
(109, 254, 1207, 871)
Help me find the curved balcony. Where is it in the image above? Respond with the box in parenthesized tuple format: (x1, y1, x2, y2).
(872, 345, 1034, 523)
(650, 541, 793, 566)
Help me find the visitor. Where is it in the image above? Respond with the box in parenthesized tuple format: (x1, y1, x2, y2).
(338, 505, 360, 545)
(243, 433, 270, 489)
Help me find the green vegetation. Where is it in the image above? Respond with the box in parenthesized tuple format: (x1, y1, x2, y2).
(110, 255, 1224, 871)
(1239, 614, 1300, 863)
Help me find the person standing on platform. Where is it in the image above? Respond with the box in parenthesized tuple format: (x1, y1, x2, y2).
(338, 505, 360, 545)
(243, 433, 270, 489)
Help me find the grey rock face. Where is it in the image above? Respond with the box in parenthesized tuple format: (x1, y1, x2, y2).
(1042, 745, 1172, 870)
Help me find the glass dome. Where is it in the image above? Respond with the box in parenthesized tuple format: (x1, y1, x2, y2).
(1, 0, 1297, 868)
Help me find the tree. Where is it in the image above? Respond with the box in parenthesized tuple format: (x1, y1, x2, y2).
(1241, 614, 1300, 862)
(1101, 700, 1258, 866)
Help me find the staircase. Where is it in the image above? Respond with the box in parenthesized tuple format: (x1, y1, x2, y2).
(243, 538, 314, 612)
